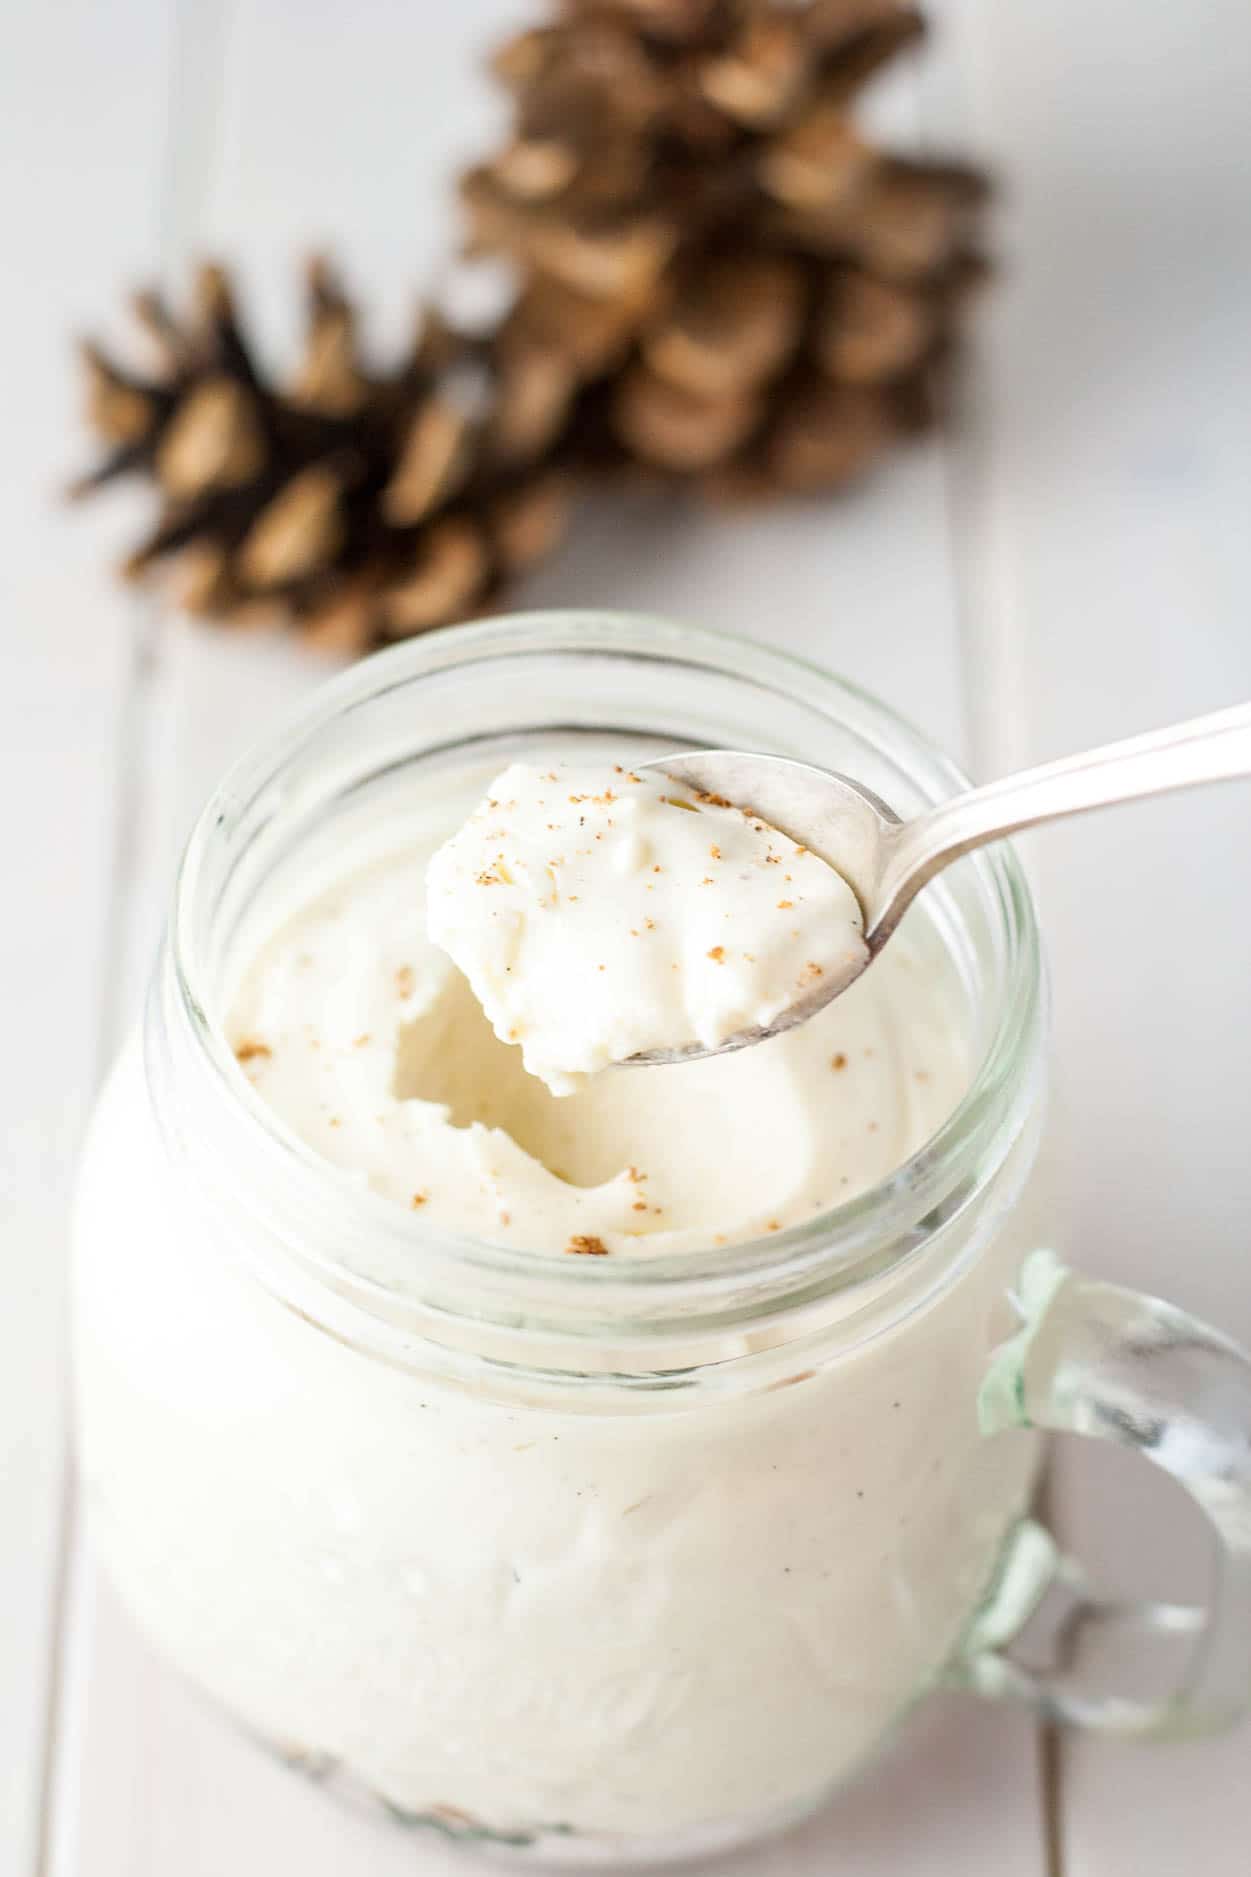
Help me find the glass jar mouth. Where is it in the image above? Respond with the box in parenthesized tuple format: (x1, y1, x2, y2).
(164, 610, 1045, 1343)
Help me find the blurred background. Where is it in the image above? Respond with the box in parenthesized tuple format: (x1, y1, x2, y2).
(3, 3, 1250, 1873)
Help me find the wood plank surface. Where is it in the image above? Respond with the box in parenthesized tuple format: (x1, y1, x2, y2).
(946, 0, 1251, 1869)
(0, 5, 174, 1871)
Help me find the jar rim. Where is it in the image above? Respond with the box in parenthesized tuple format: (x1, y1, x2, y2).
(165, 609, 1045, 1347)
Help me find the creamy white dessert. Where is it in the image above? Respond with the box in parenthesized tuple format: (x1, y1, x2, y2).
(227, 781, 956, 1255)
(425, 760, 868, 1092)
(73, 753, 1044, 1853)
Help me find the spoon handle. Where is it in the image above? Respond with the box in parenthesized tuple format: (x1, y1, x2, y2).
(872, 700, 1251, 943)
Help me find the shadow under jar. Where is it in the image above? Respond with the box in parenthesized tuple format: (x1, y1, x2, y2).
(71, 613, 1251, 1866)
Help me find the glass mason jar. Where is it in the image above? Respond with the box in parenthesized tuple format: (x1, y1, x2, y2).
(72, 613, 1251, 1867)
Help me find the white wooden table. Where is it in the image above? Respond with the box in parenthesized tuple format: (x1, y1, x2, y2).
(3, 3, 1250, 1872)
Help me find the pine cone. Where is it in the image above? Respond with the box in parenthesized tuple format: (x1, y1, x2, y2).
(462, 0, 989, 496)
(71, 260, 576, 653)
(72, 3, 990, 655)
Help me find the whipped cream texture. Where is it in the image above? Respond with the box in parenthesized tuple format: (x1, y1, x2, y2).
(425, 761, 868, 1093)
(225, 771, 964, 1256)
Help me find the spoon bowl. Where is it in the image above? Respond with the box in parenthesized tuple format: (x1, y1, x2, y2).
(624, 751, 904, 1067)
(626, 699, 1251, 1066)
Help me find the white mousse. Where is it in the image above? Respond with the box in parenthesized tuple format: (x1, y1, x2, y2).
(425, 761, 868, 1093)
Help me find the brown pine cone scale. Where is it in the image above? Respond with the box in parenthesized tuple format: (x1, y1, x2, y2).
(72, 261, 576, 653)
(465, 0, 990, 497)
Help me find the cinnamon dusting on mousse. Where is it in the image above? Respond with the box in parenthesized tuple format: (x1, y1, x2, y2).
(425, 757, 869, 1091)
(234, 1038, 271, 1064)
(226, 766, 968, 1266)
(567, 1234, 610, 1256)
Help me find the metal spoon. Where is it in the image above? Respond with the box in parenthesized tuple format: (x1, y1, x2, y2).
(629, 700, 1251, 1066)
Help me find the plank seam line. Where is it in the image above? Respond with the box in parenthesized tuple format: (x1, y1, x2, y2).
(34, 597, 163, 1877)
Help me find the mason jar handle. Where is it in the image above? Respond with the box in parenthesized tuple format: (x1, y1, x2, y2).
(955, 1251, 1251, 1738)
